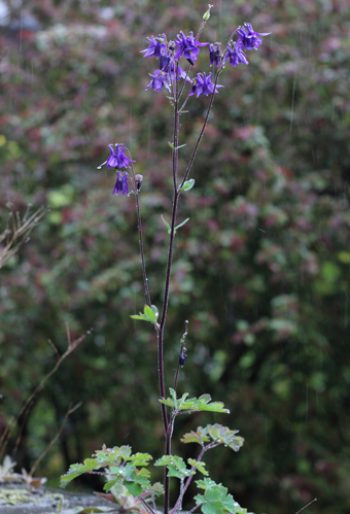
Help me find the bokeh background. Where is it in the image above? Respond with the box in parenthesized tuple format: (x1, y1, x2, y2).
(1, 1, 350, 513)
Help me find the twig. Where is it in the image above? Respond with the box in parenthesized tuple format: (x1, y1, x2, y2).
(137, 496, 157, 514)
(295, 498, 317, 514)
(29, 403, 82, 476)
(0, 207, 45, 269)
(171, 446, 206, 514)
(128, 155, 151, 306)
(178, 68, 222, 191)
(0, 327, 90, 459)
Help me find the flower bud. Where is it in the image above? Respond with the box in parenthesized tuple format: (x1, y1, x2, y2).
(179, 346, 188, 367)
(203, 4, 213, 22)
(134, 174, 143, 192)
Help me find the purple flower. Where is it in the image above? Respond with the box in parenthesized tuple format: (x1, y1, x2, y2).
(175, 31, 206, 65)
(141, 34, 167, 58)
(208, 43, 222, 67)
(113, 171, 129, 196)
(146, 69, 171, 92)
(237, 22, 270, 51)
(225, 41, 249, 67)
(97, 144, 134, 170)
(189, 72, 223, 98)
(167, 62, 192, 83)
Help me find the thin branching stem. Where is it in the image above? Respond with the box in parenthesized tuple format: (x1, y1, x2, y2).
(170, 446, 207, 514)
(160, 63, 181, 514)
(0, 328, 89, 459)
(178, 69, 221, 191)
(29, 403, 81, 476)
(129, 160, 151, 305)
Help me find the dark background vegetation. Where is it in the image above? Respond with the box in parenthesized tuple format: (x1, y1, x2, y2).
(1, 0, 350, 513)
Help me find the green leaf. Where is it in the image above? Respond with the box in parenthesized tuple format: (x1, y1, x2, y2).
(181, 425, 244, 452)
(161, 215, 171, 234)
(175, 218, 190, 232)
(194, 482, 237, 514)
(129, 453, 153, 467)
(61, 458, 101, 486)
(180, 179, 195, 192)
(160, 389, 230, 414)
(188, 458, 208, 476)
(130, 305, 158, 325)
(181, 427, 210, 445)
(155, 455, 192, 480)
(167, 141, 186, 151)
(148, 482, 164, 497)
(196, 478, 217, 490)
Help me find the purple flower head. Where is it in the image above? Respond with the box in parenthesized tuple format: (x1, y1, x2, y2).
(159, 40, 176, 71)
(175, 31, 206, 65)
(97, 144, 134, 170)
(208, 42, 222, 67)
(237, 22, 270, 51)
(113, 171, 129, 196)
(189, 72, 223, 98)
(141, 34, 167, 58)
(225, 41, 249, 67)
(167, 62, 192, 84)
(146, 69, 171, 92)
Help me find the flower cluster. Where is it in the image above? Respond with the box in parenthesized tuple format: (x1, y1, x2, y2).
(97, 19, 270, 195)
(142, 22, 269, 95)
(97, 144, 134, 196)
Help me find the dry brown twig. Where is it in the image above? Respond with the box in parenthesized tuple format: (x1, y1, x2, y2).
(0, 327, 92, 459)
(0, 206, 45, 270)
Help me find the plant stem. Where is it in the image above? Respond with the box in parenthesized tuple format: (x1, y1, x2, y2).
(170, 446, 207, 514)
(0, 328, 88, 459)
(178, 69, 221, 190)
(129, 161, 151, 306)
(159, 65, 181, 514)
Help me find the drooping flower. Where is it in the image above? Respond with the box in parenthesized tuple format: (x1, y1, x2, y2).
(97, 144, 134, 170)
(237, 22, 270, 51)
(141, 34, 167, 58)
(208, 42, 222, 67)
(225, 41, 249, 67)
(189, 72, 223, 97)
(167, 62, 192, 83)
(113, 171, 129, 196)
(146, 69, 171, 92)
(175, 31, 206, 65)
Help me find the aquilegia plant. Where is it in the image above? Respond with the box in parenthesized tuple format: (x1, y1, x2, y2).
(61, 6, 269, 514)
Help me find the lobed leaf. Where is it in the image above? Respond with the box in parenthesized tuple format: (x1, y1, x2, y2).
(130, 305, 158, 325)
(160, 389, 230, 414)
(181, 424, 244, 452)
(154, 455, 192, 480)
(188, 458, 209, 476)
(61, 458, 101, 486)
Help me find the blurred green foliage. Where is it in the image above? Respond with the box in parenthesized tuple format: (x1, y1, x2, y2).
(0, 1, 350, 513)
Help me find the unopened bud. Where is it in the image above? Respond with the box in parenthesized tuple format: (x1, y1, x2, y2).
(203, 4, 213, 21)
(179, 346, 188, 367)
(135, 174, 143, 192)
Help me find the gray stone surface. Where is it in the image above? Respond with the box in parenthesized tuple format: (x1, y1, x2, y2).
(0, 483, 116, 514)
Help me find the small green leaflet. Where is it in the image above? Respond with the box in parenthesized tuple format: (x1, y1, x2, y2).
(161, 215, 190, 235)
(160, 388, 230, 414)
(180, 179, 195, 192)
(130, 305, 159, 324)
(168, 141, 187, 151)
